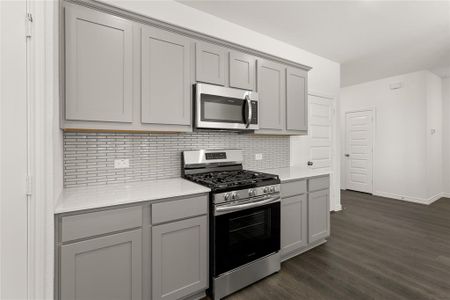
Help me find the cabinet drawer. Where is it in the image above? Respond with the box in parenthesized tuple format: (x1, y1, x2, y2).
(152, 195, 208, 225)
(281, 179, 307, 198)
(61, 206, 143, 243)
(308, 176, 330, 192)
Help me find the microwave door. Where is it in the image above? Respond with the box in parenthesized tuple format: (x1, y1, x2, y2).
(195, 83, 257, 130)
(198, 94, 247, 130)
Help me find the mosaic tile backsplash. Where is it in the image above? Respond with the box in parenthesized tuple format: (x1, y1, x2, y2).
(63, 131, 290, 187)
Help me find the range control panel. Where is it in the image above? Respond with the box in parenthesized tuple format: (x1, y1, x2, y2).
(205, 152, 227, 160)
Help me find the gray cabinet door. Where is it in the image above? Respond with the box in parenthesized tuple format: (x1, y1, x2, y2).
(141, 26, 191, 126)
(195, 42, 227, 86)
(286, 67, 308, 131)
(308, 189, 330, 243)
(60, 229, 142, 300)
(64, 3, 133, 123)
(152, 216, 208, 300)
(229, 51, 256, 90)
(281, 194, 307, 257)
(256, 59, 285, 131)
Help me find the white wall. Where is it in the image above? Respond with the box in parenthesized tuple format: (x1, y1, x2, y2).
(425, 73, 443, 198)
(443, 78, 450, 195)
(0, 1, 29, 298)
(105, 0, 340, 95)
(103, 0, 342, 210)
(340, 70, 444, 204)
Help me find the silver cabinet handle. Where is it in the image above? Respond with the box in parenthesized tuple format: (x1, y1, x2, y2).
(215, 195, 280, 216)
(245, 94, 252, 128)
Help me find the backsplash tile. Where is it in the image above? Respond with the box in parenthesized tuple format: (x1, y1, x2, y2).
(63, 131, 290, 187)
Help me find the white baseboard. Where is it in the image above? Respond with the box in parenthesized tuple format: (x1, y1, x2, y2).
(333, 204, 342, 211)
(443, 192, 450, 198)
(374, 191, 445, 205)
(426, 193, 446, 204)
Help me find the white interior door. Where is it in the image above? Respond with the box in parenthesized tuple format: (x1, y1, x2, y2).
(308, 95, 333, 169)
(345, 110, 373, 193)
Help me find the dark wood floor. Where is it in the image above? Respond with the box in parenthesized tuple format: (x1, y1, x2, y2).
(225, 191, 450, 300)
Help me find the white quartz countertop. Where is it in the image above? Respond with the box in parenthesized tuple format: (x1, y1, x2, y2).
(261, 166, 331, 183)
(55, 178, 211, 214)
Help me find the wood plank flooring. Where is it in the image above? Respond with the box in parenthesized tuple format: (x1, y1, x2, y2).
(224, 191, 450, 300)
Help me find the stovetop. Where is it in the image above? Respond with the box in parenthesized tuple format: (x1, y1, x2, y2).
(184, 169, 280, 193)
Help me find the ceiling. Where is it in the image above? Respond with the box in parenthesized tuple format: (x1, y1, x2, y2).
(178, 0, 450, 86)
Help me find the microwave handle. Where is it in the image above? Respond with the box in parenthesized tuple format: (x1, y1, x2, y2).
(245, 94, 252, 128)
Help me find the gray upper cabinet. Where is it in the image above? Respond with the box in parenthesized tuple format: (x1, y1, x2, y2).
(256, 59, 285, 131)
(281, 194, 307, 259)
(308, 189, 330, 243)
(64, 3, 133, 123)
(229, 51, 256, 90)
(60, 229, 142, 300)
(141, 26, 191, 126)
(286, 67, 308, 131)
(196, 42, 227, 86)
(61, 3, 310, 134)
(152, 215, 208, 300)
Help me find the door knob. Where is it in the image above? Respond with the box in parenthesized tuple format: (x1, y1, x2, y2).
(345, 154, 350, 157)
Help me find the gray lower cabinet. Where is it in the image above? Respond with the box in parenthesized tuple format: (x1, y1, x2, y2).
(308, 189, 330, 243)
(56, 194, 209, 300)
(286, 67, 308, 132)
(141, 26, 191, 126)
(195, 42, 227, 86)
(256, 59, 285, 132)
(64, 3, 133, 123)
(281, 194, 307, 257)
(60, 229, 142, 300)
(229, 51, 256, 90)
(152, 216, 208, 300)
(280, 175, 330, 261)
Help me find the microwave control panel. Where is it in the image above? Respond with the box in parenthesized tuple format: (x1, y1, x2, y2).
(250, 101, 258, 124)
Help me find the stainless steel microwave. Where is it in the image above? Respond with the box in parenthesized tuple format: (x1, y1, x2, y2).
(195, 83, 259, 131)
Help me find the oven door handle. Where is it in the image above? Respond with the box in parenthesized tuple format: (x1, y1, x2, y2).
(215, 195, 280, 216)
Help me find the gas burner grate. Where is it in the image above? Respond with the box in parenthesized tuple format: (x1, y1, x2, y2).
(185, 170, 278, 190)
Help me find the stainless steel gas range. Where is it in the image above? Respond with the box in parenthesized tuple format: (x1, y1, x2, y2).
(182, 149, 281, 300)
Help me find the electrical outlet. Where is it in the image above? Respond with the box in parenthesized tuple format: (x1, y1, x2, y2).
(255, 153, 263, 161)
(114, 159, 129, 169)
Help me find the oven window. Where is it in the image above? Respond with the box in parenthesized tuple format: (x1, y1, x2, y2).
(201, 94, 245, 123)
(229, 210, 270, 246)
(213, 202, 280, 276)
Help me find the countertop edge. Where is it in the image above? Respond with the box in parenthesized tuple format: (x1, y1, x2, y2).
(54, 178, 211, 215)
(279, 171, 332, 183)
(259, 166, 332, 183)
(54, 191, 211, 215)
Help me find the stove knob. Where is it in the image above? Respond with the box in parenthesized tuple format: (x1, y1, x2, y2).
(231, 193, 237, 200)
(263, 187, 269, 194)
(224, 193, 230, 201)
(269, 186, 275, 193)
(248, 189, 255, 197)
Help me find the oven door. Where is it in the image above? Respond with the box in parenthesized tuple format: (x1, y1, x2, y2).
(196, 83, 258, 130)
(212, 195, 280, 276)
